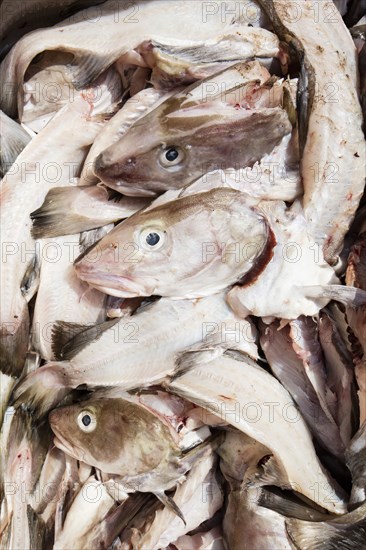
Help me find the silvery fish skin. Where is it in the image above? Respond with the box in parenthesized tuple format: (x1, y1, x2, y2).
(0, 69, 121, 378)
(170, 527, 224, 550)
(79, 88, 170, 187)
(13, 293, 257, 415)
(219, 431, 294, 550)
(258, 0, 365, 262)
(30, 185, 149, 239)
(31, 234, 107, 361)
(0, 0, 279, 118)
(0, 110, 31, 178)
(74, 188, 270, 299)
(94, 63, 291, 196)
(169, 353, 347, 514)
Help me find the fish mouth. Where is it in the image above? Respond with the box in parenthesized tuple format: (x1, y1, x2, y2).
(103, 181, 158, 198)
(53, 435, 76, 458)
(75, 267, 155, 297)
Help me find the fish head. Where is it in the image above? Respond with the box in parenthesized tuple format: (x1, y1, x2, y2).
(74, 188, 270, 298)
(49, 398, 178, 477)
(93, 92, 290, 196)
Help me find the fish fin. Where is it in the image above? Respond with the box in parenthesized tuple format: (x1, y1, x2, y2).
(285, 504, 366, 550)
(11, 364, 71, 418)
(31, 187, 92, 239)
(302, 285, 366, 307)
(258, 488, 335, 521)
(0, 120, 31, 177)
(245, 455, 289, 488)
(79, 225, 114, 255)
(153, 492, 186, 525)
(20, 252, 41, 300)
(52, 318, 119, 360)
(71, 54, 112, 90)
(0, 300, 29, 378)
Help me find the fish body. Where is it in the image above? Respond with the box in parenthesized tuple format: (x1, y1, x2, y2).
(0, 70, 120, 377)
(0, 0, 279, 118)
(0, 110, 31, 177)
(169, 353, 347, 514)
(258, 0, 365, 262)
(13, 293, 257, 415)
(32, 234, 107, 361)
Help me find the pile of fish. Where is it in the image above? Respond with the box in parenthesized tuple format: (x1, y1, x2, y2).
(1, 0, 366, 548)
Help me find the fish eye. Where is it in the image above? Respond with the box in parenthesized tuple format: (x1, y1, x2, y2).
(139, 227, 166, 251)
(77, 410, 97, 433)
(159, 146, 185, 168)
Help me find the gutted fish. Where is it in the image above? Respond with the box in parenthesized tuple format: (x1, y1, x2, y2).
(0, 0, 279, 118)
(258, 0, 365, 262)
(0, 69, 121, 378)
(0, 110, 31, 178)
(13, 293, 257, 415)
(169, 352, 347, 514)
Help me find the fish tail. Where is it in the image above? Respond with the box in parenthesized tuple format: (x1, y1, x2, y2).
(11, 363, 72, 418)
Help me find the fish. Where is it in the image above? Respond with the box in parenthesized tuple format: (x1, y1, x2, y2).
(0, 69, 121, 378)
(30, 185, 149, 239)
(0, 0, 280, 119)
(170, 526, 225, 550)
(257, 0, 365, 263)
(136, 448, 223, 549)
(0, 0, 107, 61)
(78, 88, 170, 187)
(285, 500, 366, 550)
(94, 63, 292, 196)
(52, 475, 116, 550)
(48, 391, 218, 508)
(345, 420, 366, 508)
(31, 233, 108, 361)
(259, 318, 347, 460)
(0, 110, 31, 178)
(226, 200, 366, 319)
(12, 292, 258, 416)
(74, 188, 271, 299)
(219, 431, 295, 549)
(169, 352, 348, 514)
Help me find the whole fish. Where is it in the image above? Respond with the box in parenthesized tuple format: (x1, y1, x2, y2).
(169, 352, 347, 514)
(0, 69, 121, 378)
(94, 62, 291, 196)
(258, 0, 365, 262)
(0, 111, 31, 178)
(13, 293, 257, 416)
(0, 0, 280, 118)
